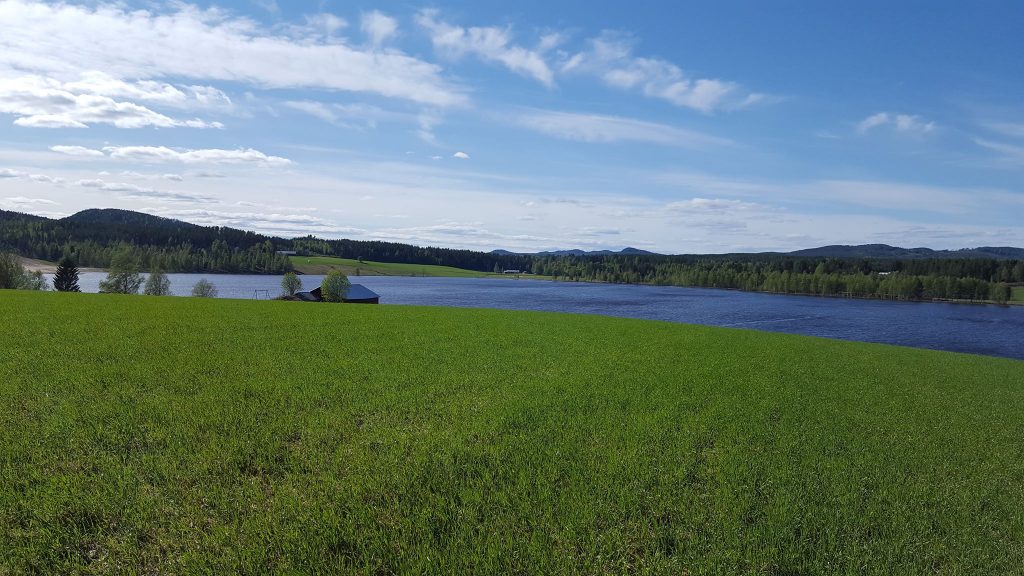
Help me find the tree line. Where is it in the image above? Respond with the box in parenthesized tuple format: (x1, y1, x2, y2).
(531, 255, 1022, 303)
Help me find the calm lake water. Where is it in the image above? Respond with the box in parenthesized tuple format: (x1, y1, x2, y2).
(70, 273, 1024, 360)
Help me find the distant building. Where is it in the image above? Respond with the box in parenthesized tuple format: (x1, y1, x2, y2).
(276, 250, 297, 256)
(503, 269, 522, 274)
(295, 284, 379, 304)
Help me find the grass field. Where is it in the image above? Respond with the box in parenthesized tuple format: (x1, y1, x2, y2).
(2, 291, 1023, 574)
(1013, 286, 1024, 302)
(289, 255, 514, 278)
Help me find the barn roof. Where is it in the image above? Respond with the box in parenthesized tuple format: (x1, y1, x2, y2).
(295, 284, 379, 302)
(344, 284, 379, 301)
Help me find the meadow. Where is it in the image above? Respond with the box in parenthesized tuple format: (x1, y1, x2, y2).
(1013, 286, 1024, 302)
(1, 291, 1023, 574)
(290, 255, 508, 277)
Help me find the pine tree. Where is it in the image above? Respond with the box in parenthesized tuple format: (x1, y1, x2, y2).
(53, 256, 81, 292)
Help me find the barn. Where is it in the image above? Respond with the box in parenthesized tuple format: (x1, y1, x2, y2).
(295, 284, 380, 304)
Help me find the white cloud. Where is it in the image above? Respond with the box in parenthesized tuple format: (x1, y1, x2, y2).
(0, 168, 64, 184)
(857, 112, 935, 134)
(983, 122, 1024, 139)
(666, 198, 762, 212)
(362, 10, 398, 48)
(2, 196, 58, 205)
(62, 71, 232, 111)
(52, 144, 291, 167)
(188, 170, 226, 178)
(562, 32, 757, 113)
(974, 138, 1024, 165)
(300, 13, 348, 38)
(104, 146, 292, 166)
(75, 178, 214, 203)
(517, 109, 731, 147)
(416, 10, 554, 87)
(452, 151, 470, 159)
(0, 75, 224, 129)
(119, 171, 185, 181)
(0, 1, 465, 107)
(153, 208, 345, 235)
(28, 174, 63, 184)
(48, 145, 104, 157)
(284, 100, 419, 131)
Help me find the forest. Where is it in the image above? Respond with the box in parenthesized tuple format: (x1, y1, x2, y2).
(0, 209, 532, 274)
(532, 254, 1023, 303)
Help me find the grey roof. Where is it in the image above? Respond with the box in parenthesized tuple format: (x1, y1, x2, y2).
(344, 284, 379, 301)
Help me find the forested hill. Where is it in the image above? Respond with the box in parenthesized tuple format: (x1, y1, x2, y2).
(786, 244, 1024, 260)
(0, 209, 534, 274)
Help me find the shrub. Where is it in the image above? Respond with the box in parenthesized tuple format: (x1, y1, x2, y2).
(191, 279, 218, 298)
(144, 270, 172, 296)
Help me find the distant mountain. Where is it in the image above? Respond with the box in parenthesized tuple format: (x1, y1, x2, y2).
(492, 247, 658, 256)
(787, 244, 1024, 260)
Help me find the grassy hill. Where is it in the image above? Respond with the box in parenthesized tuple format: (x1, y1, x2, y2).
(2, 292, 1023, 574)
(289, 255, 540, 278)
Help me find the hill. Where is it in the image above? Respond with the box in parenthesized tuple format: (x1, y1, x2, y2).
(2, 291, 1023, 573)
(787, 243, 1024, 260)
(62, 208, 198, 229)
(0, 209, 533, 274)
(492, 247, 658, 256)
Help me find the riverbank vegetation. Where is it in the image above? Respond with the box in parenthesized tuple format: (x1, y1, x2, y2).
(533, 255, 1024, 303)
(1, 292, 1023, 573)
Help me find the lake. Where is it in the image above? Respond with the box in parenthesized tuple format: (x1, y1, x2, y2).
(70, 273, 1024, 360)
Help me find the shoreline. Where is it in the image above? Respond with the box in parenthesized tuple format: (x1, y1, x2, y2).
(21, 258, 1022, 307)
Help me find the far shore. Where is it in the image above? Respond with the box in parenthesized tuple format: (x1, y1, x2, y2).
(17, 257, 105, 274)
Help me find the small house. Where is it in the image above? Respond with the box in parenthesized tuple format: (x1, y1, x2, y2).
(295, 284, 379, 304)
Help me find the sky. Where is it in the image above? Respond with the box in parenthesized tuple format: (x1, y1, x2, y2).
(1, 0, 1023, 253)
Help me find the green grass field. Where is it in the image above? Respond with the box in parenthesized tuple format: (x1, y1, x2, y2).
(1012, 286, 1024, 302)
(2, 291, 1023, 574)
(290, 255, 517, 278)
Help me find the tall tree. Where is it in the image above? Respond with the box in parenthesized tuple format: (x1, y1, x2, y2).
(53, 256, 81, 292)
(281, 272, 301, 296)
(0, 252, 23, 289)
(98, 251, 143, 294)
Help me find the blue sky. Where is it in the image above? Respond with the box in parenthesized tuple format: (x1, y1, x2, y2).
(1, 0, 1022, 252)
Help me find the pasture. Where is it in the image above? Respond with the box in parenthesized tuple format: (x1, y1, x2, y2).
(1, 291, 1022, 574)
